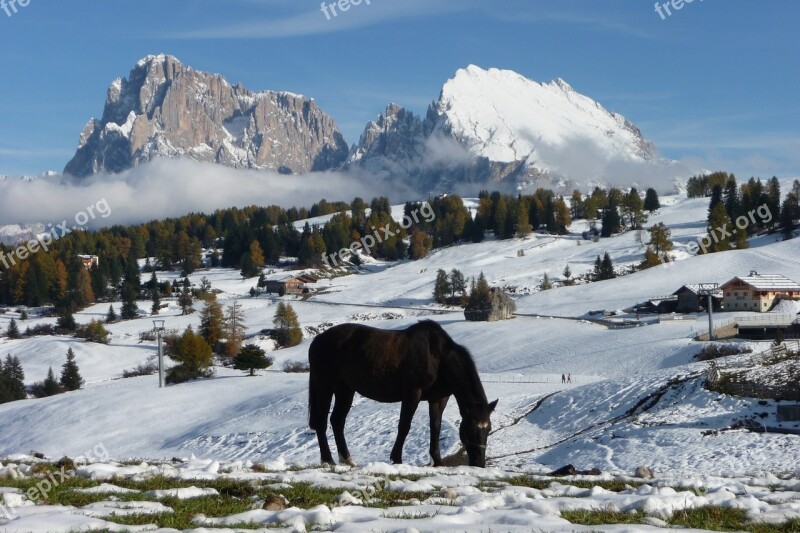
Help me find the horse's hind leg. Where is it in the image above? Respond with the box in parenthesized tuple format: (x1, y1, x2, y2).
(310, 378, 335, 466)
(330, 388, 356, 466)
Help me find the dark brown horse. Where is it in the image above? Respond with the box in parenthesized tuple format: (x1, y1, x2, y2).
(308, 320, 497, 467)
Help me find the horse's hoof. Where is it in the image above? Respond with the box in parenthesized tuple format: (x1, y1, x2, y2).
(339, 454, 357, 467)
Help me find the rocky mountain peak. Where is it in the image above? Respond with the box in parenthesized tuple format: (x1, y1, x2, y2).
(349, 65, 661, 190)
(64, 55, 348, 178)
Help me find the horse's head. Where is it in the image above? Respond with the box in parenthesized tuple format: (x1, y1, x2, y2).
(459, 399, 497, 467)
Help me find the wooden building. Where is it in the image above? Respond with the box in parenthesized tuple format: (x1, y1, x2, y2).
(77, 255, 99, 269)
(265, 274, 317, 295)
(673, 285, 723, 313)
(721, 271, 800, 313)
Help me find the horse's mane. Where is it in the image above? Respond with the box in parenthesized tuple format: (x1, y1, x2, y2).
(409, 321, 488, 410)
(409, 320, 481, 373)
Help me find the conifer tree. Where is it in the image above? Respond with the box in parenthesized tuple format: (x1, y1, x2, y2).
(780, 193, 799, 240)
(224, 301, 247, 358)
(494, 197, 508, 238)
(723, 176, 739, 219)
(433, 269, 451, 304)
(648, 223, 673, 255)
(735, 225, 749, 249)
(545, 197, 557, 233)
(60, 348, 84, 391)
(707, 202, 733, 252)
(0, 354, 26, 403)
(601, 252, 616, 280)
(641, 247, 661, 269)
(449, 269, 467, 300)
(468, 272, 492, 309)
(120, 253, 141, 320)
(570, 190, 584, 219)
(179, 287, 194, 315)
(644, 188, 661, 212)
(554, 197, 572, 234)
(6, 318, 20, 339)
(200, 295, 225, 351)
(593, 253, 616, 281)
(623, 189, 647, 229)
(273, 303, 302, 347)
(56, 309, 77, 332)
(150, 272, 161, 315)
(708, 184, 724, 212)
(167, 327, 212, 375)
(106, 305, 117, 324)
(766, 177, 781, 228)
(562, 265, 573, 286)
(539, 273, 553, 291)
(233, 344, 273, 376)
(409, 230, 433, 260)
(120, 284, 139, 320)
(42, 367, 63, 397)
(516, 197, 532, 237)
(601, 195, 621, 237)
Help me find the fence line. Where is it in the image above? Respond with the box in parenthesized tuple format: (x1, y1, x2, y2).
(708, 340, 799, 372)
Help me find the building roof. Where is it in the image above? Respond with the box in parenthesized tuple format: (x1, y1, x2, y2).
(674, 285, 723, 298)
(722, 272, 800, 292)
(273, 273, 317, 284)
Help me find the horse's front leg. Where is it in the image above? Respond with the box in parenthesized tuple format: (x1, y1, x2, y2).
(330, 388, 356, 466)
(390, 389, 422, 464)
(428, 396, 450, 466)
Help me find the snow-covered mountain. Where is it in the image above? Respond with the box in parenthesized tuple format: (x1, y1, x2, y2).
(349, 65, 666, 191)
(64, 55, 349, 177)
(61, 57, 679, 190)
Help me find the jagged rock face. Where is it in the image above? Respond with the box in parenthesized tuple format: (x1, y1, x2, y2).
(348, 65, 660, 191)
(64, 55, 348, 177)
(347, 103, 427, 178)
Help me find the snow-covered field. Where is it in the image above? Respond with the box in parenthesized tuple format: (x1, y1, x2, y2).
(1, 192, 799, 531)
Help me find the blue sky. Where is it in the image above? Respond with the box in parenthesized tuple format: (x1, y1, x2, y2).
(0, 0, 798, 178)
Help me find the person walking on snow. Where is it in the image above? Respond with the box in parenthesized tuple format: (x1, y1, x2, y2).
(561, 373, 566, 384)
(567, 373, 572, 384)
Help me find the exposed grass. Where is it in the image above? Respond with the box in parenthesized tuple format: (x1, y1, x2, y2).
(5, 472, 800, 532)
(563, 505, 800, 532)
(668, 506, 747, 530)
(102, 495, 257, 529)
(499, 475, 642, 492)
(560, 507, 646, 526)
(380, 509, 440, 519)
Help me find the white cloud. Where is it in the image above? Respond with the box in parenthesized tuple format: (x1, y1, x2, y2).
(168, 0, 478, 40)
(0, 159, 418, 228)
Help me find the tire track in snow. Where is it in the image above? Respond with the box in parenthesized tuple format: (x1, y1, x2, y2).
(488, 372, 703, 461)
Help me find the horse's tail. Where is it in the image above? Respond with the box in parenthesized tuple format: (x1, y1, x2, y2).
(308, 335, 322, 431)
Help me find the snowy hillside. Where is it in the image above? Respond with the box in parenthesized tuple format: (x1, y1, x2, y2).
(1, 192, 799, 530)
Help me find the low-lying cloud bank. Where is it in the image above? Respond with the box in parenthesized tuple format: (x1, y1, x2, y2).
(0, 153, 698, 235)
(0, 159, 417, 228)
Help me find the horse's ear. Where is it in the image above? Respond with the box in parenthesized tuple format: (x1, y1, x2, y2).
(488, 399, 498, 413)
